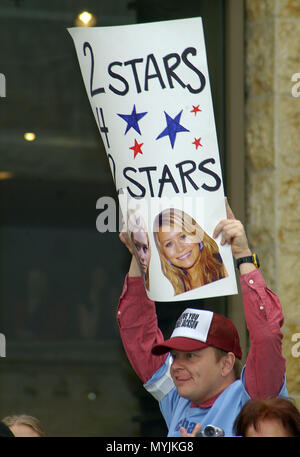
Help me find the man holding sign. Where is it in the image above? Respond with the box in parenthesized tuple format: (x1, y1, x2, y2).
(117, 200, 287, 437)
(69, 19, 287, 435)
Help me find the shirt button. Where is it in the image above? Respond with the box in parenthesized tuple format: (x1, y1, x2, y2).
(249, 279, 254, 285)
(260, 306, 264, 310)
(117, 311, 121, 316)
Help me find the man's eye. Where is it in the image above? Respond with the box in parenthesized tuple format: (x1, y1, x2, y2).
(187, 353, 195, 359)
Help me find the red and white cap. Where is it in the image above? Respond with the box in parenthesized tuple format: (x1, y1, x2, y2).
(151, 308, 242, 359)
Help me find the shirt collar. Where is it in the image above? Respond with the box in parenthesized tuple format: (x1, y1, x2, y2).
(190, 388, 225, 409)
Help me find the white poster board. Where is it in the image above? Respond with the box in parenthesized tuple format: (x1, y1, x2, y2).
(68, 17, 238, 301)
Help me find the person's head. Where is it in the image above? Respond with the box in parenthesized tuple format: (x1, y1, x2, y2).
(2, 414, 45, 437)
(131, 228, 151, 274)
(151, 308, 242, 405)
(153, 208, 227, 295)
(234, 397, 300, 437)
(128, 211, 151, 289)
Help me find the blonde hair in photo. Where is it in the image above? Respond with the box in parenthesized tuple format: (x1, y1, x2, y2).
(153, 208, 227, 295)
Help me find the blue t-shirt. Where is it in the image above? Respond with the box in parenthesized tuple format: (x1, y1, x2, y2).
(144, 354, 288, 437)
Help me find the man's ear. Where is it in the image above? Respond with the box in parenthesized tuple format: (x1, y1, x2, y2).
(221, 352, 235, 377)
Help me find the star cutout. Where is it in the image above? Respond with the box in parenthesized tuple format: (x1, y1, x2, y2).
(117, 105, 147, 135)
(191, 105, 202, 116)
(130, 139, 144, 158)
(156, 110, 189, 149)
(192, 138, 203, 149)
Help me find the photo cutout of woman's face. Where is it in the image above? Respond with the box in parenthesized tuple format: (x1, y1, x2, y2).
(128, 211, 151, 285)
(153, 208, 228, 296)
(157, 224, 202, 271)
(132, 229, 151, 274)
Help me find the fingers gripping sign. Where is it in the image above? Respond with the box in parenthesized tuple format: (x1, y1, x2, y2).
(213, 220, 250, 258)
(224, 196, 236, 219)
(213, 199, 251, 260)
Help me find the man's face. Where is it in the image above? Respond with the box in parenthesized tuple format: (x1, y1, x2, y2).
(170, 347, 226, 404)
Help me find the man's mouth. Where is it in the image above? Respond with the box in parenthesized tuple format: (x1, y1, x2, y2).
(175, 375, 192, 383)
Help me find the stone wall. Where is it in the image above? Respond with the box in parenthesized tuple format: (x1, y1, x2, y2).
(245, 0, 300, 407)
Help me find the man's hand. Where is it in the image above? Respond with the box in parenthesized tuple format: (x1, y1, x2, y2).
(213, 198, 251, 259)
(213, 198, 252, 261)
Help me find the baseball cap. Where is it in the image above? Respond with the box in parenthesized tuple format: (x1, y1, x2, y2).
(151, 308, 242, 359)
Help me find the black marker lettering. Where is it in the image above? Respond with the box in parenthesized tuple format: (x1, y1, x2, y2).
(181, 47, 206, 94)
(138, 166, 157, 197)
(144, 53, 166, 91)
(158, 165, 179, 198)
(163, 53, 186, 89)
(83, 42, 105, 97)
(123, 167, 146, 198)
(108, 61, 129, 96)
(176, 160, 199, 193)
(107, 154, 116, 184)
(124, 58, 143, 94)
(198, 158, 221, 191)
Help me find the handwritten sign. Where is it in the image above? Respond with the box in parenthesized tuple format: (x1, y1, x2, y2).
(68, 17, 237, 301)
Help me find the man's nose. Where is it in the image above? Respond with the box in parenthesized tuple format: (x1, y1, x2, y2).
(171, 356, 185, 370)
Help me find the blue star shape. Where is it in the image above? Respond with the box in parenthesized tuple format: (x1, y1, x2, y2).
(156, 110, 189, 149)
(117, 105, 147, 135)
